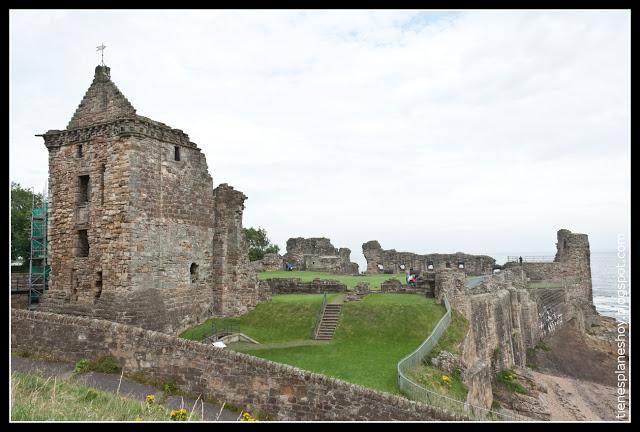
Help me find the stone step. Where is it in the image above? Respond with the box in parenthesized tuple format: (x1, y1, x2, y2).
(313, 301, 343, 340)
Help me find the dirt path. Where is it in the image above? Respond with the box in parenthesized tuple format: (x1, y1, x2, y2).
(531, 371, 615, 420)
(529, 319, 628, 421)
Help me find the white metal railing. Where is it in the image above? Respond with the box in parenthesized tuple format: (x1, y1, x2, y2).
(506, 256, 555, 263)
(397, 295, 527, 421)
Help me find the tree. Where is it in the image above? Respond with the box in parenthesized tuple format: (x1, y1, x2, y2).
(11, 182, 44, 269)
(243, 227, 280, 262)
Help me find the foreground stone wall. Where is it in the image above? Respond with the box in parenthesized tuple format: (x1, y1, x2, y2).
(362, 241, 495, 276)
(11, 309, 463, 421)
(263, 278, 347, 294)
(283, 238, 359, 275)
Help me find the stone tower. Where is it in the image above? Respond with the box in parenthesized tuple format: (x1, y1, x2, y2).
(37, 65, 267, 333)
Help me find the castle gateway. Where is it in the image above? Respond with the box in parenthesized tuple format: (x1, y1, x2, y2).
(37, 65, 268, 333)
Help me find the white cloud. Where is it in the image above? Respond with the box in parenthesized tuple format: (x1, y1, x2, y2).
(9, 10, 630, 269)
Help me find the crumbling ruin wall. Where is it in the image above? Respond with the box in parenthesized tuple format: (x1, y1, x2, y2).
(212, 184, 266, 316)
(435, 232, 593, 408)
(503, 229, 595, 331)
(283, 238, 359, 275)
(434, 267, 574, 409)
(362, 240, 495, 276)
(263, 278, 347, 294)
(250, 253, 284, 272)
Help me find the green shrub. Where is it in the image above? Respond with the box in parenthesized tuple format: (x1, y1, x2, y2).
(73, 356, 121, 375)
(162, 378, 178, 395)
(82, 388, 99, 402)
(497, 369, 528, 394)
(534, 341, 550, 352)
(74, 359, 91, 374)
(90, 356, 121, 374)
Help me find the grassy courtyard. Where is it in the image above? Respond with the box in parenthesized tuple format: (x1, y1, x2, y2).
(256, 270, 407, 290)
(180, 293, 446, 394)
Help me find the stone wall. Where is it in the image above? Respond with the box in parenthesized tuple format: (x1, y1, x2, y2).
(11, 309, 463, 421)
(415, 228, 594, 410)
(10, 273, 29, 291)
(362, 240, 495, 276)
(502, 229, 595, 331)
(11, 294, 29, 310)
(250, 253, 284, 272)
(37, 64, 268, 334)
(380, 278, 434, 296)
(212, 184, 265, 316)
(263, 278, 347, 294)
(283, 238, 359, 275)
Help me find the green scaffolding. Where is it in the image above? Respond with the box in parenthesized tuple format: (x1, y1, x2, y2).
(29, 201, 50, 306)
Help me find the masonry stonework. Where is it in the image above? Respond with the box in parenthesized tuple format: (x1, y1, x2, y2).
(433, 229, 596, 412)
(362, 240, 495, 276)
(283, 237, 359, 275)
(502, 229, 596, 331)
(37, 65, 266, 333)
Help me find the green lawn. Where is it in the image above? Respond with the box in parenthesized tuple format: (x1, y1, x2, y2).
(10, 371, 187, 421)
(180, 294, 339, 342)
(256, 270, 407, 290)
(181, 293, 445, 394)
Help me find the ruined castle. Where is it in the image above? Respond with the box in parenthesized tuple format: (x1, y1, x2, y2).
(433, 228, 597, 410)
(362, 240, 496, 275)
(36, 65, 268, 333)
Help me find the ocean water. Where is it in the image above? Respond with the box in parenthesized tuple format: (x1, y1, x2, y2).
(590, 250, 630, 323)
(490, 251, 629, 323)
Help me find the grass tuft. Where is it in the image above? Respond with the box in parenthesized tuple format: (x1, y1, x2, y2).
(496, 369, 528, 394)
(10, 371, 187, 421)
(73, 356, 121, 375)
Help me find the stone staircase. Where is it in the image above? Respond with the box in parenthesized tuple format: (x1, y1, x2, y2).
(314, 303, 342, 340)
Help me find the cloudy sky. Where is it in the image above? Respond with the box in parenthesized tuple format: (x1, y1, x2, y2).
(9, 10, 630, 269)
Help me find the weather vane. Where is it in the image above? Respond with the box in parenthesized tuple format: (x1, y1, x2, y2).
(96, 43, 106, 66)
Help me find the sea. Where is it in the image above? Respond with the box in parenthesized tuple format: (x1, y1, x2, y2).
(489, 251, 630, 323)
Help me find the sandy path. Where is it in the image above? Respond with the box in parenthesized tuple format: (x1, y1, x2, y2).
(531, 370, 619, 421)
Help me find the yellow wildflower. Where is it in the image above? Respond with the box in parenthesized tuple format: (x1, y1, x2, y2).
(170, 408, 188, 421)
